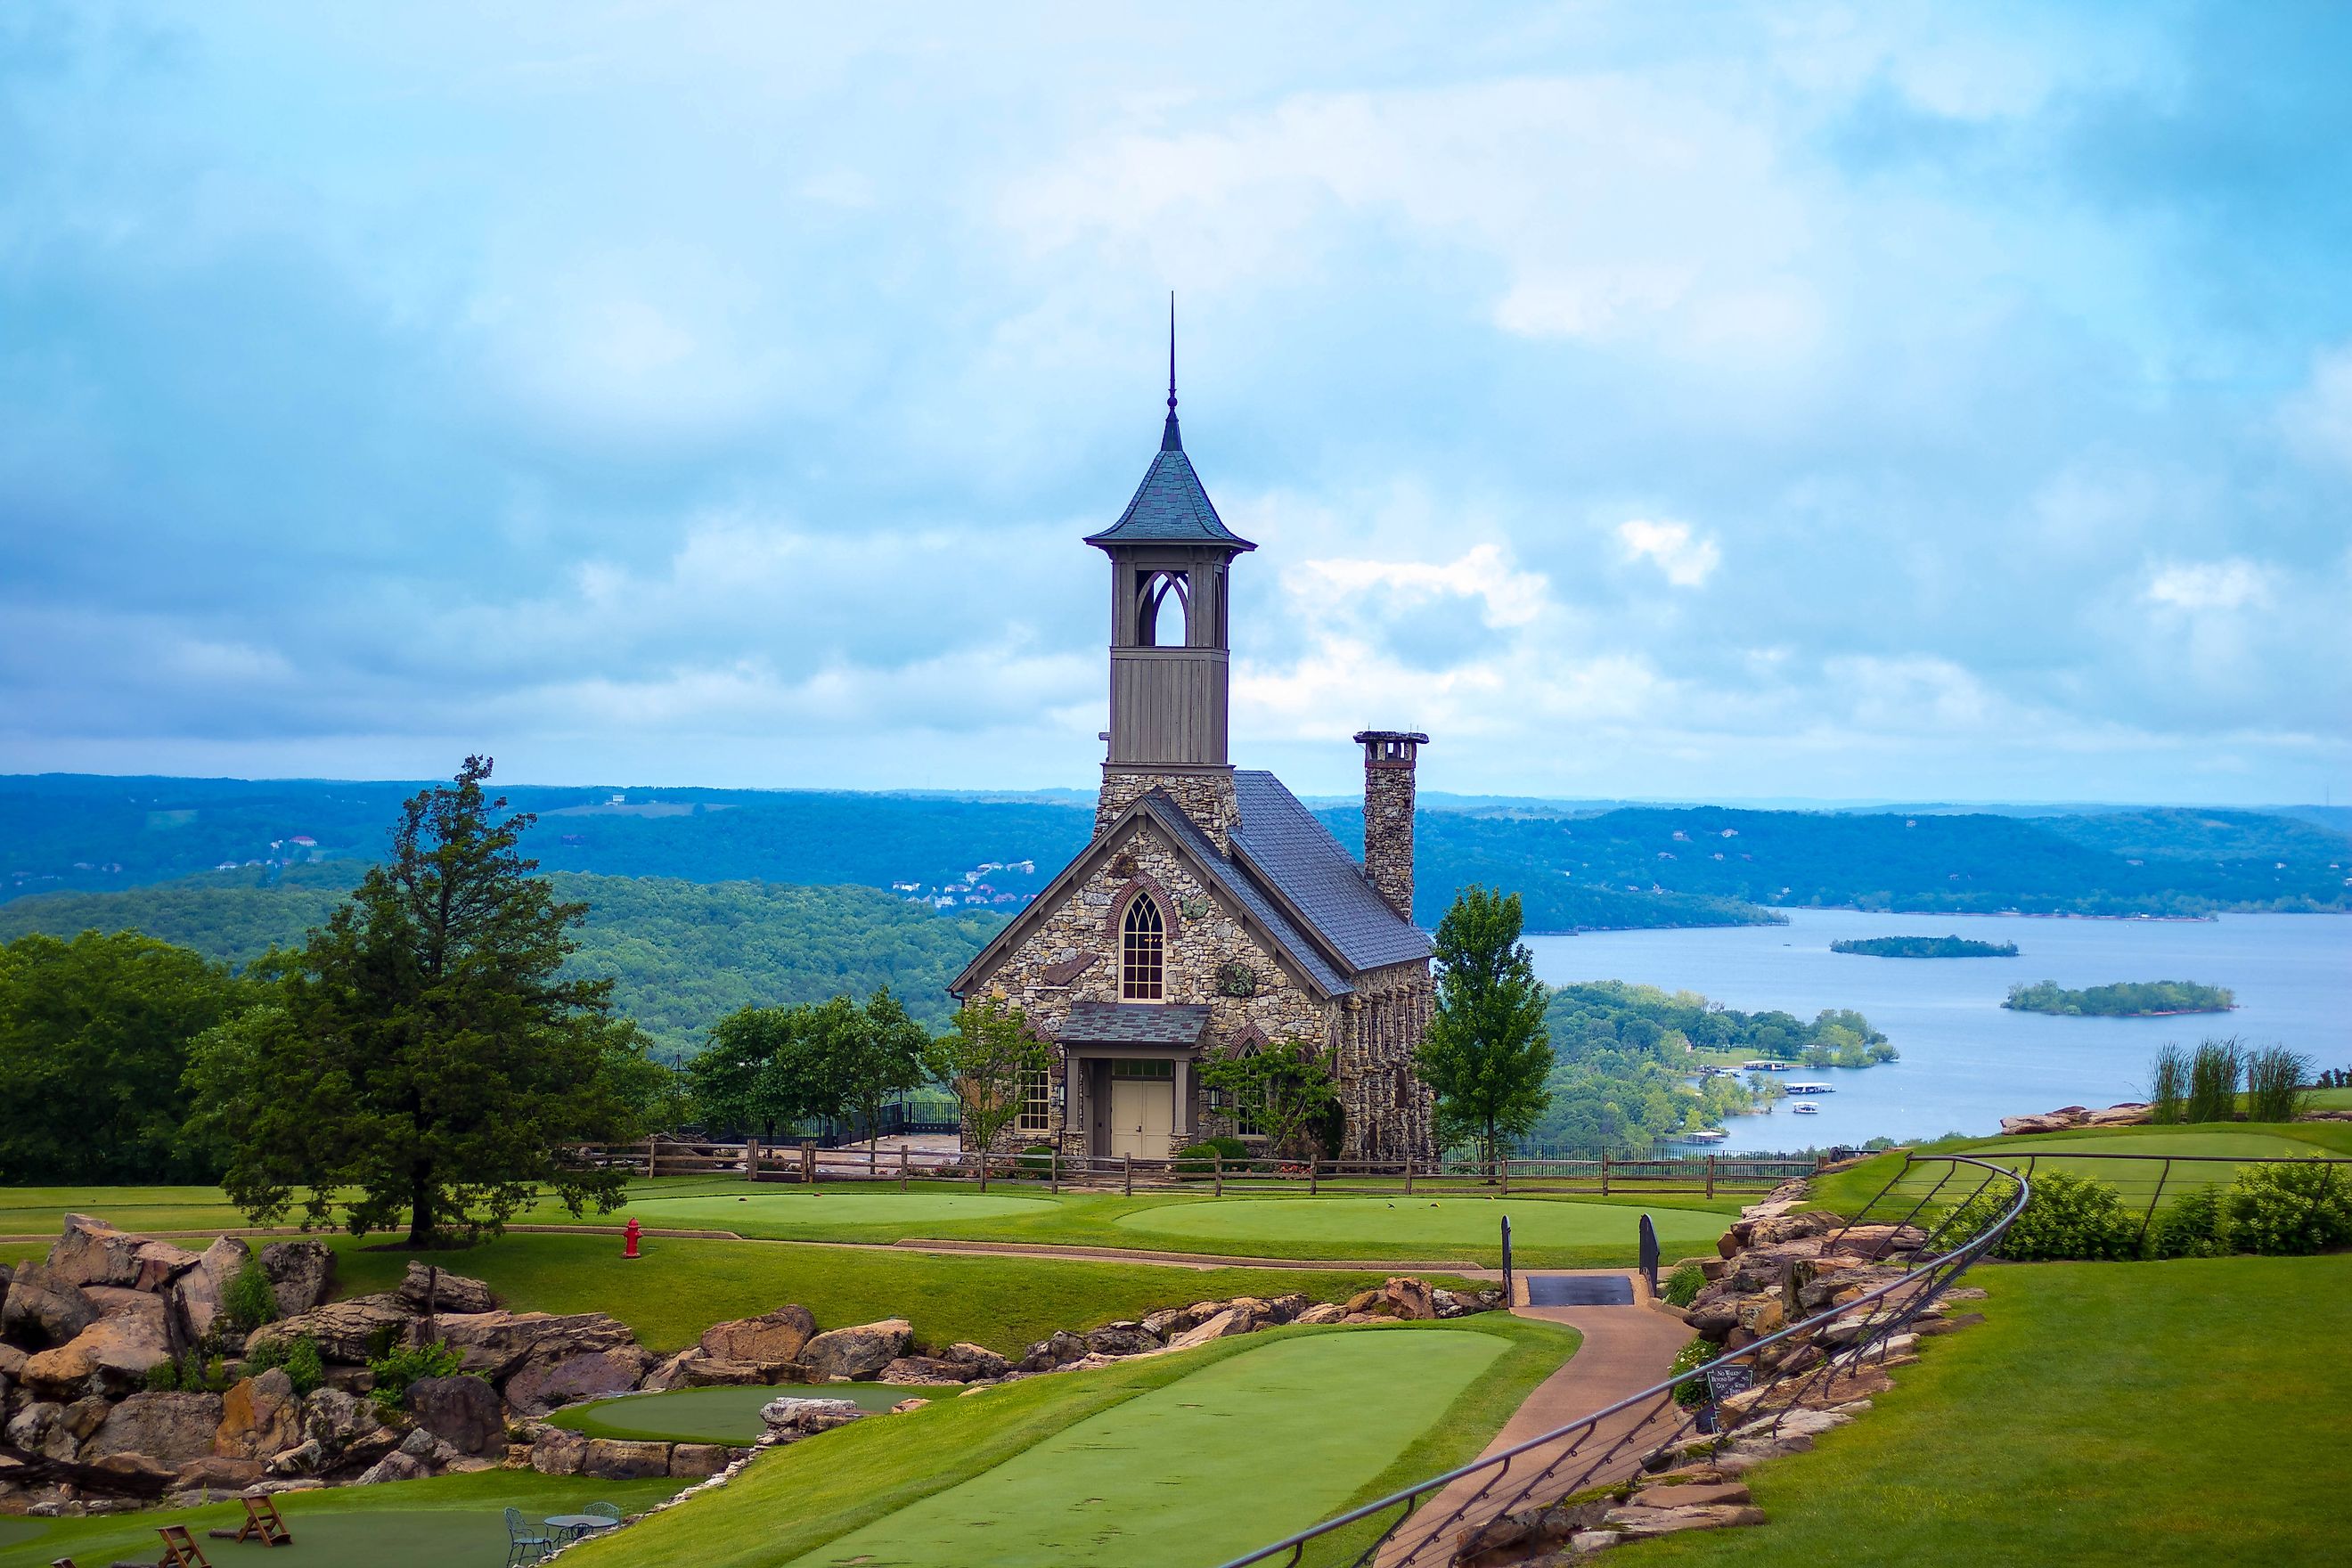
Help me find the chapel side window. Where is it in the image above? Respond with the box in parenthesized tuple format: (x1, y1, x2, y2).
(1017, 1069, 1052, 1132)
(1234, 1043, 1265, 1137)
(1122, 896, 1164, 1000)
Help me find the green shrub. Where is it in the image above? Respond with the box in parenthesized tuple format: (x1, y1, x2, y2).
(2224, 1158, 2352, 1255)
(1669, 1335, 1716, 1409)
(282, 1335, 325, 1397)
(1662, 1263, 1705, 1308)
(2147, 1042, 2189, 1125)
(364, 1322, 404, 1363)
(2186, 1039, 2242, 1123)
(1010, 1142, 1058, 1180)
(368, 1337, 467, 1414)
(1996, 1171, 2140, 1261)
(1173, 1136, 1252, 1179)
(2243, 1047, 2313, 1124)
(144, 1358, 183, 1392)
(224, 1255, 280, 1333)
(2150, 1184, 2232, 1259)
(1923, 1176, 2024, 1251)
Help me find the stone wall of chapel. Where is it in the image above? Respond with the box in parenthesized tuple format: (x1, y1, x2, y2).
(1094, 769, 1238, 850)
(966, 815, 1333, 1159)
(1335, 959, 1437, 1163)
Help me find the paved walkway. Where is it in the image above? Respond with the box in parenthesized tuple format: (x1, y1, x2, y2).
(1382, 1270, 1690, 1565)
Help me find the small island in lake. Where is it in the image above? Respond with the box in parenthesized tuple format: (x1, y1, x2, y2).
(1832, 935, 2020, 959)
(2003, 979, 2235, 1017)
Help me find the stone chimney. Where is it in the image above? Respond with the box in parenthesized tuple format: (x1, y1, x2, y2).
(1353, 731, 1427, 921)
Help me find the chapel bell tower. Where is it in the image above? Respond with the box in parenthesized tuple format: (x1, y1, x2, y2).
(1084, 308, 1254, 840)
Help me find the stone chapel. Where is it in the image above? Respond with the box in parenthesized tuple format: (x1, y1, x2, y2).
(948, 365, 1438, 1164)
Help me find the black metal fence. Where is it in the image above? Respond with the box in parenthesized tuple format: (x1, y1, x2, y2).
(1212, 1154, 2029, 1568)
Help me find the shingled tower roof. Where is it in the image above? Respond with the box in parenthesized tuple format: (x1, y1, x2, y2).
(1084, 303, 1254, 552)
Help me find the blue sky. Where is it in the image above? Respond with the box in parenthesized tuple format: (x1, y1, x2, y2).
(2, 3, 2346, 804)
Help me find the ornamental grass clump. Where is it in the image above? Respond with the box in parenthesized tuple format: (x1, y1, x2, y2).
(1995, 1171, 2138, 1261)
(2146, 1043, 2189, 1125)
(2242, 1047, 2313, 1124)
(2223, 1158, 2352, 1255)
(2185, 1039, 2243, 1123)
(1662, 1262, 1706, 1308)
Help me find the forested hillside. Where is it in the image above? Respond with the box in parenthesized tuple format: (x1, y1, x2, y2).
(0, 866, 1003, 1051)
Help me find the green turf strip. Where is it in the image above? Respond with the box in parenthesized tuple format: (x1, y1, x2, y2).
(1109, 1194, 1729, 1252)
(0, 1467, 679, 1568)
(1813, 1121, 2352, 1215)
(554, 1382, 953, 1442)
(790, 1331, 1506, 1568)
(1617, 1254, 2352, 1568)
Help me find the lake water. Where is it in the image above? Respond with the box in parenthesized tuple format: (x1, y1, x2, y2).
(1525, 910, 2352, 1154)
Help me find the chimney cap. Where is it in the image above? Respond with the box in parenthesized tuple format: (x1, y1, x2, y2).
(1352, 730, 1429, 746)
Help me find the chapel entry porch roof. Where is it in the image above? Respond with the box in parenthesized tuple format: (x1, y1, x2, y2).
(1057, 1001, 1213, 1048)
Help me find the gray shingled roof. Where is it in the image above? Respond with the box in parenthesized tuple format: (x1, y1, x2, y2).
(1059, 1001, 1213, 1045)
(1083, 415, 1255, 551)
(1231, 771, 1434, 972)
(1136, 794, 1354, 997)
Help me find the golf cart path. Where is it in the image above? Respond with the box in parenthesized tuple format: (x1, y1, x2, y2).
(1382, 1270, 1688, 1564)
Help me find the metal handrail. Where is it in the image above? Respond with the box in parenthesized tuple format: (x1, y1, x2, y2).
(1212, 1154, 2029, 1568)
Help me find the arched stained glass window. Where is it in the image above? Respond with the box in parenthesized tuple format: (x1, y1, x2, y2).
(1121, 895, 1164, 1000)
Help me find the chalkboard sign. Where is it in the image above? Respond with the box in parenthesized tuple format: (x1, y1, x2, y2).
(1703, 1363, 1755, 1404)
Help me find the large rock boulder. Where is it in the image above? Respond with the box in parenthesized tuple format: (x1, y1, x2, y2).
(801, 1319, 912, 1381)
(1343, 1278, 1437, 1322)
(47, 1216, 201, 1293)
(1018, 1329, 1090, 1373)
(1084, 1321, 1162, 1358)
(214, 1368, 304, 1461)
(758, 1395, 864, 1436)
(499, 1319, 656, 1417)
(406, 1375, 506, 1457)
(878, 1355, 974, 1384)
(258, 1241, 337, 1318)
(171, 1237, 253, 1345)
(87, 1392, 225, 1467)
(1166, 1307, 1256, 1351)
(173, 1455, 265, 1493)
(943, 1343, 1009, 1380)
(394, 1262, 496, 1317)
(21, 1306, 175, 1397)
(581, 1438, 672, 1479)
(432, 1311, 633, 1382)
(528, 1428, 588, 1476)
(698, 1304, 816, 1365)
(1, 1264, 100, 1350)
(249, 1297, 413, 1366)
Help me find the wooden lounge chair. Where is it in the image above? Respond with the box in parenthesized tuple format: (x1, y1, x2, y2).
(155, 1528, 212, 1568)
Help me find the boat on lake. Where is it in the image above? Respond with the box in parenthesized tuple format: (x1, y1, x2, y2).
(1684, 1127, 1730, 1142)
(1791, 1103, 1820, 1115)
(1741, 1060, 1793, 1072)
(1785, 1082, 1833, 1094)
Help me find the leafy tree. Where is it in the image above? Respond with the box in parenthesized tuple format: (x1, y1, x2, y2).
(923, 995, 1048, 1189)
(1417, 886, 1553, 1172)
(0, 930, 254, 1184)
(824, 987, 930, 1143)
(689, 1004, 819, 1139)
(188, 757, 648, 1245)
(1197, 1037, 1341, 1161)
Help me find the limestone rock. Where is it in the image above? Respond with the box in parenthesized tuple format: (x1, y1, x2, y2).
(1084, 1321, 1161, 1358)
(1822, 1225, 1927, 1262)
(501, 1340, 655, 1417)
(581, 1438, 672, 1480)
(1166, 1308, 1253, 1351)
(943, 1343, 1009, 1379)
(4, 1400, 61, 1456)
(249, 1297, 413, 1366)
(88, 1451, 177, 1490)
(47, 1216, 201, 1293)
(258, 1241, 337, 1318)
(299, 1387, 383, 1449)
(1343, 1278, 1436, 1321)
(214, 1368, 303, 1461)
(529, 1428, 588, 1476)
(172, 1237, 253, 1346)
(2085, 1102, 2152, 1127)
(397, 1424, 460, 1467)
(431, 1310, 636, 1383)
(354, 1450, 429, 1486)
(394, 1262, 497, 1317)
(683, 1358, 802, 1387)
(1019, 1330, 1090, 1373)
(173, 1455, 265, 1492)
(406, 1374, 506, 1457)
(640, 1347, 705, 1392)
(669, 1442, 732, 1477)
(879, 1355, 974, 1384)
(22, 1308, 175, 1397)
(1292, 1303, 1348, 1327)
(698, 1303, 815, 1365)
(1603, 1502, 1768, 1536)
(801, 1319, 912, 1381)
(1, 1264, 100, 1350)
(1627, 1481, 1752, 1509)
(757, 1396, 864, 1436)
(890, 1398, 932, 1414)
(87, 1392, 225, 1467)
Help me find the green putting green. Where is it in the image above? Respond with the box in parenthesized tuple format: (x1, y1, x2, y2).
(569, 1189, 1057, 1230)
(787, 1329, 1508, 1568)
(554, 1381, 952, 1442)
(1110, 1195, 1728, 1251)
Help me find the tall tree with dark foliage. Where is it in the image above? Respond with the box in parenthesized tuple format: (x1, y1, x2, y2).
(1417, 886, 1553, 1173)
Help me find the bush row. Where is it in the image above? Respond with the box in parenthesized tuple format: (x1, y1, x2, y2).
(1931, 1160, 2352, 1262)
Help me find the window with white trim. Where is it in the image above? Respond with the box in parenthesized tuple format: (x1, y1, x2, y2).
(1121, 895, 1164, 1000)
(1017, 1069, 1052, 1132)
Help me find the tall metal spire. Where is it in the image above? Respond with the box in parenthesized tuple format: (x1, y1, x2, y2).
(1162, 291, 1182, 452)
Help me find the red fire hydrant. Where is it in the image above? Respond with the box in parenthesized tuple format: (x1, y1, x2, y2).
(623, 1217, 641, 1261)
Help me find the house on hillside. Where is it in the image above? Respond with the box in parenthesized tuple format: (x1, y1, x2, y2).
(949, 366, 1437, 1164)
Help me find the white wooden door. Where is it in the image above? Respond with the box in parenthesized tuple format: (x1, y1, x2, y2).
(1109, 1077, 1174, 1160)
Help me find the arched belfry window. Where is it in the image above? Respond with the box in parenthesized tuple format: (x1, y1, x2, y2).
(1121, 894, 1164, 1000)
(1136, 569, 1189, 647)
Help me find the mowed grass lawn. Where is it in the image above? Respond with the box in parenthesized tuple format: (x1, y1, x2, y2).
(0, 1468, 679, 1568)
(572, 1315, 1575, 1568)
(1621, 1254, 2352, 1568)
(1812, 1119, 2352, 1217)
(3, 1179, 1742, 1270)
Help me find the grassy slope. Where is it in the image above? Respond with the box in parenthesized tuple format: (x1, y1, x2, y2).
(1621, 1254, 2352, 1568)
(326, 1229, 1486, 1354)
(574, 1315, 1573, 1568)
(0, 1468, 678, 1568)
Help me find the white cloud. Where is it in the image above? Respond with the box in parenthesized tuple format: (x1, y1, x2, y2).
(1616, 519, 1721, 587)
(1283, 543, 1550, 628)
(2144, 559, 2274, 613)
(2282, 342, 2352, 475)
